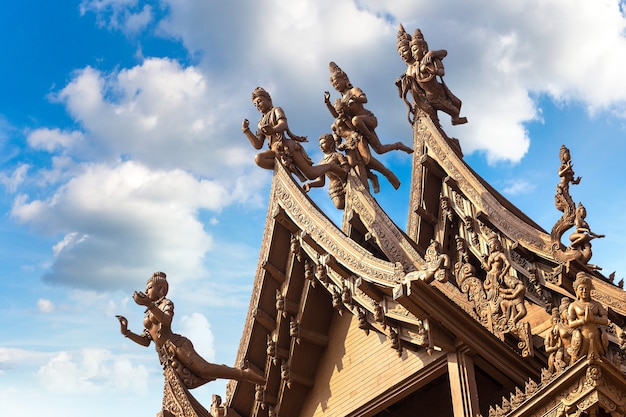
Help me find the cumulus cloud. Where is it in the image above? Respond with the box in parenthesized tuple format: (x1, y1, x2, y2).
(502, 179, 537, 196)
(0, 348, 54, 370)
(53, 58, 252, 177)
(10, 161, 234, 290)
(80, 0, 154, 35)
(8, 0, 626, 297)
(178, 312, 215, 362)
(158, 0, 626, 163)
(27, 128, 83, 152)
(71, 0, 626, 165)
(36, 349, 149, 395)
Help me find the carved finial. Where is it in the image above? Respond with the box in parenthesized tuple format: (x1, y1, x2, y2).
(374, 301, 385, 324)
(389, 327, 403, 356)
(304, 259, 314, 284)
(289, 317, 299, 341)
(341, 281, 352, 305)
(315, 262, 328, 284)
(332, 287, 343, 313)
(290, 233, 302, 262)
(357, 307, 370, 334)
(500, 397, 511, 414)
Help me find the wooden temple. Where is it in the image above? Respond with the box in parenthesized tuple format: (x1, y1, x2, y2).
(203, 26, 626, 417)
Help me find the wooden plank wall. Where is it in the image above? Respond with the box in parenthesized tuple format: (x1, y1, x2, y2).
(298, 311, 446, 417)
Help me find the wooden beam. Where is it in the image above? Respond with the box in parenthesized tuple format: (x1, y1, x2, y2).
(294, 327, 329, 348)
(253, 307, 276, 332)
(263, 260, 286, 284)
(393, 280, 541, 385)
(447, 346, 480, 417)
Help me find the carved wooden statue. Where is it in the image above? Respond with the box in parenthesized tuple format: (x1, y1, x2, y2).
(396, 24, 437, 125)
(326, 61, 413, 157)
(404, 239, 450, 284)
(551, 145, 604, 269)
(117, 272, 265, 417)
(567, 272, 609, 363)
(242, 87, 342, 182)
(544, 298, 574, 374)
(323, 62, 412, 192)
(481, 234, 510, 311)
(328, 96, 399, 192)
(303, 134, 349, 209)
(498, 275, 527, 327)
(545, 308, 568, 374)
(396, 25, 467, 127)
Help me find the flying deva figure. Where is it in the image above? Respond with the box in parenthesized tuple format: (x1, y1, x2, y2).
(324, 61, 411, 191)
(117, 272, 265, 416)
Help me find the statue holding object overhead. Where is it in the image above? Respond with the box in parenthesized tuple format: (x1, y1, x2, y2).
(117, 272, 265, 417)
(242, 87, 343, 182)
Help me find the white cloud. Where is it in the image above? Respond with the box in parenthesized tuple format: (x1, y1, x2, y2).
(10, 160, 234, 290)
(0, 164, 29, 193)
(36, 349, 149, 395)
(502, 179, 536, 196)
(178, 312, 216, 363)
(0, 348, 54, 369)
(37, 298, 55, 313)
(27, 128, 83, 152)
(15, 0, 625, 295)
(67, 0, 626, 166)
(53, 59, 252, 178)
(80, 0, 154, 35)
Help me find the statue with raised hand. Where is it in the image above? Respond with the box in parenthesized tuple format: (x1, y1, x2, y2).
(117, 272, 265, 417)
(243, 87, 342, 182)
(325, 61, 413, 161)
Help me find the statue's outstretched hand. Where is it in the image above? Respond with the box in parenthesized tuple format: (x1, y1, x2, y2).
(116, 315, 129, 336)
(242, 119, 250, 133)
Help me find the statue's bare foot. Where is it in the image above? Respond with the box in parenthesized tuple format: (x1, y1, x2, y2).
(369, 173, 380, 194)
(395, 142, 414, 154)
(385, 171, 401, 190)
(242, 368, 266, 385)
(451, 116, 468, 125)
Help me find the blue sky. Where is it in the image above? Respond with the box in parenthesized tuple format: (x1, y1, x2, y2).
(2, 1, 626, 416)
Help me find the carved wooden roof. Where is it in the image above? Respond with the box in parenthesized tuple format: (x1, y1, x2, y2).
(223, 111, 626, 417)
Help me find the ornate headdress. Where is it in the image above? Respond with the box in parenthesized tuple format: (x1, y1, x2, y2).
(148, 271, 169, 295)
(573, 271, 595, 291)
(329, 62, 352, 87)
(251, 87, 272, 104)
(397, 24, 411, 50)
(559, 144, 570, 163)
(409, 28, 428, 58)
